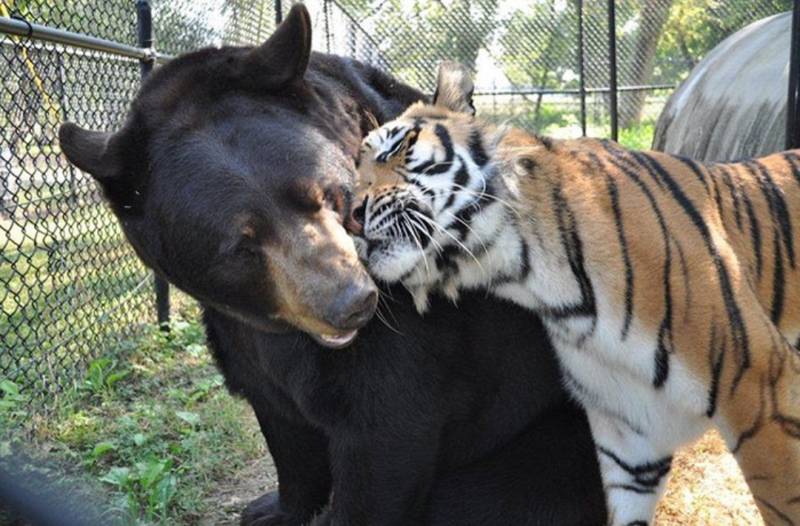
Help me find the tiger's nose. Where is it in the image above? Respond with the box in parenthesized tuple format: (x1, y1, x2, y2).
(346, 197, 368, 235)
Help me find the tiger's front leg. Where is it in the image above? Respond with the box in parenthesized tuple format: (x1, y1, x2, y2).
(716, 334, 800, 526)
(586, 410, 673, 526)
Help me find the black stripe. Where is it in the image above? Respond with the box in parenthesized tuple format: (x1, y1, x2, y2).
(518, 237, 531, 279)
(604, 173, 634, 339)
(732, 376, 766, 454)
(776, 413, 800, 440)
(597, 446, 672, 488)
(717, 164, 743, 230)
(672, 236, 691, 317)
(638, 153, 751, 393)
(434, 123, 454, 160)
(724, 164, 763, 278)
(749, 160, 795, 269)
(653, 317, 671, 389)
(376, 125, 409, 162)
(742, 185, 764, 279)
(676, 156, 711, 195)
(444, 161, 470, 211)
(468, 129, 489, 167)
(710, 166, 725, 219)
(407, 123, 455, 176)
(540, 181, 596, 323)
(745, 161, 793, 324)
(624, 522, 649, 526)
(434, 243, 461, 273)
(706, 322, 725, 418)
(606, 484, 655, 495)
(538, 135, 554, 150)
(772, 234, 786, 325)
(784, 152, 800, 188)
(607, 151, 674, 388)
(456, 188, 494, 225)
(603, 142, 664, 190)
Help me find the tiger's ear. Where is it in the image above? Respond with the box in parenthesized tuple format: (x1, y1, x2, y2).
(433, 61, 475, 116)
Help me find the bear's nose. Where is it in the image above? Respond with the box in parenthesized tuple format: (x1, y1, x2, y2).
(327, 280, 378, 330)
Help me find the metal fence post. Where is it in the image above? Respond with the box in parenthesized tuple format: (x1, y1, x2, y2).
(788, 0, 800, 150)
(577, 0, 586, 137)
(607, 0, 618, 141)
(275, 0, 283, 25)
(136, 0, 170, 329)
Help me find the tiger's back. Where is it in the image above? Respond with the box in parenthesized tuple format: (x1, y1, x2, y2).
(551, 135, 800, 342)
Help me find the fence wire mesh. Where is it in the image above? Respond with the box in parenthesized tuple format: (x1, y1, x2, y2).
(0, 0, 793, 410)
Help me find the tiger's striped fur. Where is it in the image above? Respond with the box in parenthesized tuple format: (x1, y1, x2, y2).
(355, 62, 800, 526)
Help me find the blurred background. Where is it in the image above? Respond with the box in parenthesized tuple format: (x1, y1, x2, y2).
(0, 1, 794, 524)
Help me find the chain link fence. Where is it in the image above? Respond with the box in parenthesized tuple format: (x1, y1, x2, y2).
(0, 0, 793, 410)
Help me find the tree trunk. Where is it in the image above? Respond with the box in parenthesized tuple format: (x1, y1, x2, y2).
(618, 0, 674, 128)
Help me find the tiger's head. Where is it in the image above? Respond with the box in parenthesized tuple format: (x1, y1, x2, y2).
(354, 62, 514, 311)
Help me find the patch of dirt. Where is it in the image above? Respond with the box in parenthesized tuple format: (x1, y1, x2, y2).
(201, 447, 278, 525)
(204, 429, 762, 525)
(656, 429, 762, 525)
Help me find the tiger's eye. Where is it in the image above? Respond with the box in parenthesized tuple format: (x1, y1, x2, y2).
(515, 157, 537, 175)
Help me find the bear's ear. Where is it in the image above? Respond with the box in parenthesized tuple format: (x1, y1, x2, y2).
(59, 118, 148, 214)
(59, 122, 123, 181)
(244, 3, 312, 88)
(432, 61, 475, 116)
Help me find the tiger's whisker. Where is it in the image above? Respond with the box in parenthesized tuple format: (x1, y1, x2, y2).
(409, 209, 485, 275)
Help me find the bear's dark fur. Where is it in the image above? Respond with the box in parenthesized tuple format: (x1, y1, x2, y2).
(59, 6, 605, 525)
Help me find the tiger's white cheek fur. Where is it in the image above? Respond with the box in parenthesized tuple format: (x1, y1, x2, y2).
(367, 242, 422, 283)
(353, 236, 368, 261)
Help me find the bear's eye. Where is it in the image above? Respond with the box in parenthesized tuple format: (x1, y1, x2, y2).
(323, 187, 346, 220)
(234, 238, 262, 260)
(286, 181, 323, 213)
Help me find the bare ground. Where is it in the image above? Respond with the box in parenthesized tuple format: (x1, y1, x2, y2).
(655, 430, 762, 525)
(205, 420, 762, 525)
(201, 412, 276, 526)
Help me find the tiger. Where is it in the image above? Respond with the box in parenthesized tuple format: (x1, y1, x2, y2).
(352, 61, 800, 526)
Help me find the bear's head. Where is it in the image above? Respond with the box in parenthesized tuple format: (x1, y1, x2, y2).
(58, 5, 377, 348)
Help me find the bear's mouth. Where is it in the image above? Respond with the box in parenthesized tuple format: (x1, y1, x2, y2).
(310, 329, 359, 349)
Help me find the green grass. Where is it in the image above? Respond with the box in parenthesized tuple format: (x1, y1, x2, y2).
(618, 119, 657, 151)
(0, 298, 265, 525)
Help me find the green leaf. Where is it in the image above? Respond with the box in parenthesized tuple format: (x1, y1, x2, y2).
(185, 343, 206, 356)
(139, 459, 170, 489)
(175, 411, 200, 426)
(100, 466, 130, 487)
(105, 370, 130, 388)
(0, 380, 20, 396)
(152, 474, 177, 513)
(132, 433, 147, 447)
(92, 441, 116, 458)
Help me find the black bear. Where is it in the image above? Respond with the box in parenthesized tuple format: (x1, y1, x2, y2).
(59, 5, 605, 525)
